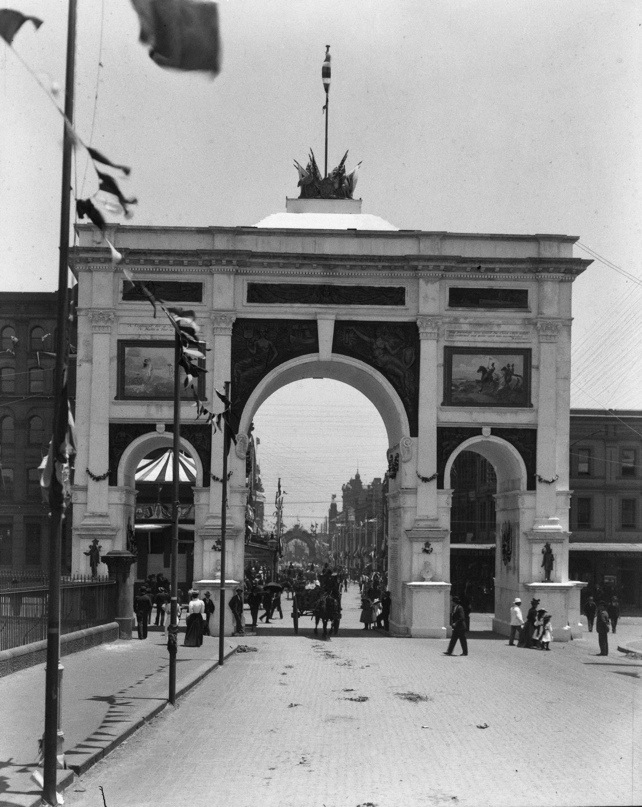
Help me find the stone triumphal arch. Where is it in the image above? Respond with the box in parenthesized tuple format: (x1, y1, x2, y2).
(71, 193, 590, 638)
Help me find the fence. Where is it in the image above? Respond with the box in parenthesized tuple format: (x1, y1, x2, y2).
(0, 579, 117, 651)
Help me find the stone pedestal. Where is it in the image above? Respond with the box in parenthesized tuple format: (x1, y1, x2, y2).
(194, 579, 241, 636)
(403, 581, 451, 638)
(101, 550, 136, 639)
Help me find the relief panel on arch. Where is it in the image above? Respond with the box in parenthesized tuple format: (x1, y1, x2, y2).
(231, 319, 319, 419)
(332, 321, 419, 436)
(443, 347, 532, 408)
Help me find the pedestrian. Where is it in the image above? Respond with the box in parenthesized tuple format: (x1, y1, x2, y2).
(532, 609, 547, 649)
(509, 597, 524, 646)
(247, 586, 263, 631)
(183, 589, 205, 647)
(161, 596, 172, 636)
(271, 589, 283, 619)
(202, 591, 215, 636)
(377, 590, 391, 631)
(259, 588, 273, 623)
(444, 595, 468, 656)
(154, 587, 167, 626)
(596, 600, 610, 656)
(608, 596, 620, 634)
(583, 596, 597, 632)
(134, 586, 153, 640)
(229, 587, 245, 636)
(540, 613, 553, 650)
(522, 598, 540, 648)
(360, 594, 374, 630)
(461, 593, 472, 632)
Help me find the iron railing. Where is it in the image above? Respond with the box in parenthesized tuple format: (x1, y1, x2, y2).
(0, 579, 117, 651)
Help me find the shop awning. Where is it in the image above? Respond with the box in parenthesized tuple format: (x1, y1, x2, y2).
(451, 544, 495, 550)
(570, 543, 642, 553)
(135, 449, 196, 483)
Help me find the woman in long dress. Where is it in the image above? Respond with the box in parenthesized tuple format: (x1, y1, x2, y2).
(183, 590, 205, 647)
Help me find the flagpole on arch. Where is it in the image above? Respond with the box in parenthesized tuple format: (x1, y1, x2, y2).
(322, 45, 331, 176)
(42, 0, 77, 803)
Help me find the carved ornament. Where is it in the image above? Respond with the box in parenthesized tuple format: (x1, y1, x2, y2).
(400, 437, 413, 462)
(211, 313, 236, 335)
(235, 433, 250, 460)
(536, 319, 562, 342)
(417, 317, 440, 340)
(88, 309, 115, 333)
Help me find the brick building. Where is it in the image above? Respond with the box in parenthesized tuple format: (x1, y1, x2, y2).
(0, 291, 75, 576)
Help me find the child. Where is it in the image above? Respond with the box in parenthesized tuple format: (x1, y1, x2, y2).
(540, 613, 553, 650)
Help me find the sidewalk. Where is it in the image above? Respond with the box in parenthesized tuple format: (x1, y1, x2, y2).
(0, 632, 237, 807)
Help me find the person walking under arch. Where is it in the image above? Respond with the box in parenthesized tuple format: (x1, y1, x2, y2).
(608, 596, 620, 634)
(583, 596, 597, 632)
(443, 595, 468, 656)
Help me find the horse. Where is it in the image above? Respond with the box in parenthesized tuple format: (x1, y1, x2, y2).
(313, 592, 341, 640)
(476, 364, 497, 390)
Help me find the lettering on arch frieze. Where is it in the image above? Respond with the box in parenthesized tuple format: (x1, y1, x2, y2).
(333, 321, 419, 436)
(231, 318, 319, 420)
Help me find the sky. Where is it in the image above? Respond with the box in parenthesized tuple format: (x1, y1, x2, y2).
(1, 0, 641, 528)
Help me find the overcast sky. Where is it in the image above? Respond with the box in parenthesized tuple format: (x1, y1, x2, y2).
(1, 0, 640, 527)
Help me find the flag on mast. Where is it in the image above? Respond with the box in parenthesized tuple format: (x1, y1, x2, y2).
(322, 45, 331, 110)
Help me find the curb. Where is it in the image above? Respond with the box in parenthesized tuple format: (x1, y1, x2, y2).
(617, 643, 642, 660)
(13, 644, 238, 807)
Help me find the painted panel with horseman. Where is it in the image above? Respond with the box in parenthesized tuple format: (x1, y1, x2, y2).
(444, 347, 532, 408)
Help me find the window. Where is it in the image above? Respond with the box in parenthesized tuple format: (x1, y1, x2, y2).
(576, 497, 592, 528)
(28, 368, 45, 394)
(621, 449, 636, 477)
(30, 327, 46, 352)
(577, 448, 591, 476)
(0, 367, 15, 393)
(0, 469, 13, 502)
(621, 499, 637, 529)
(1, 326, 16, 353)
(27, 467, 41, 497)
(25, 522, 42, 566)
(1, 416, 15, 444)
(28, 416, 44, 445)
(0, 523, 12, 565)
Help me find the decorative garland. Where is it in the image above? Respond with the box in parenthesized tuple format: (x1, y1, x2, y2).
(417, 471, 438, 483)
(86, 467, 110, 482)
(536, 474, 559, 485)
(211, 471, 233, 484)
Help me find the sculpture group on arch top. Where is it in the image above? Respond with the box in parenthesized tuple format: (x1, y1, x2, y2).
(294, 149, 361, 200)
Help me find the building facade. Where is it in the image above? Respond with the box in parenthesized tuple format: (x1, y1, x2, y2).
(0, 292, 75, 577)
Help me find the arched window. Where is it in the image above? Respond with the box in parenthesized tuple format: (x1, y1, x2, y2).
(28, 368, 45, 394)
(1, 326, 16, 353)
(30, 327, 46, 352)
(29, 416, 44, 445)
(0, 367, 15, 393)
(1, 415, 15, 444)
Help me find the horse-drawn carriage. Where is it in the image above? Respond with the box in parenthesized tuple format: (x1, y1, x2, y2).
(291, 580, 341, 639)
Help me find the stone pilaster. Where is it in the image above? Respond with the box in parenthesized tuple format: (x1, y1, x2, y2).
(415, 316, 440, 521)
(534, 318, 562, 528)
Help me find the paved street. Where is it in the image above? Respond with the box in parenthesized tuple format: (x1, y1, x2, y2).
(60, 585, 641, 807)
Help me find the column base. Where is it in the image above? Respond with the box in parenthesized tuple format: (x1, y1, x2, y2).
(403, 581, 451, 638)
(115, 617, 133, 640)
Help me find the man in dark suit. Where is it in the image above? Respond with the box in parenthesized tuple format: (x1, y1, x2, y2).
(444, 595, 468, 656)
(596, 601, 610, 656)
(134, 586, 153, 640)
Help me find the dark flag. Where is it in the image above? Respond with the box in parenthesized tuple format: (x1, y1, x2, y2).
(0, 9, 42, 45)
(130, 0, 221, 75)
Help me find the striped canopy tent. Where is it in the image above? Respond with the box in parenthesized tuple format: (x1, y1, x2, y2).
(135, 449, 197, 484)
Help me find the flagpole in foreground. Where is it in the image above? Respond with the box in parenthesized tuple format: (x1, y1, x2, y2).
(42, 0, 77, 803)
(218, 381, 231, 666)
(168, 333, 181, 705)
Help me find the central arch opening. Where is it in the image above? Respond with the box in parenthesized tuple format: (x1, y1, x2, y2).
(248, 378, 389, 586)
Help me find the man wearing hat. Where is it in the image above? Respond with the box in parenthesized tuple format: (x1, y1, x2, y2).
(509, 597, 524, 646)
(134, 586, 153, 640)
(228, 587, 245, 636)
(443, 595, 468, 656)
(596, 600, 610, 656)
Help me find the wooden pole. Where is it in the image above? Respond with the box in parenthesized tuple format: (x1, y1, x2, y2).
(42, 1, 76, 802)
(168, 333, 181, 705)
(218, 381, 231, 665)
